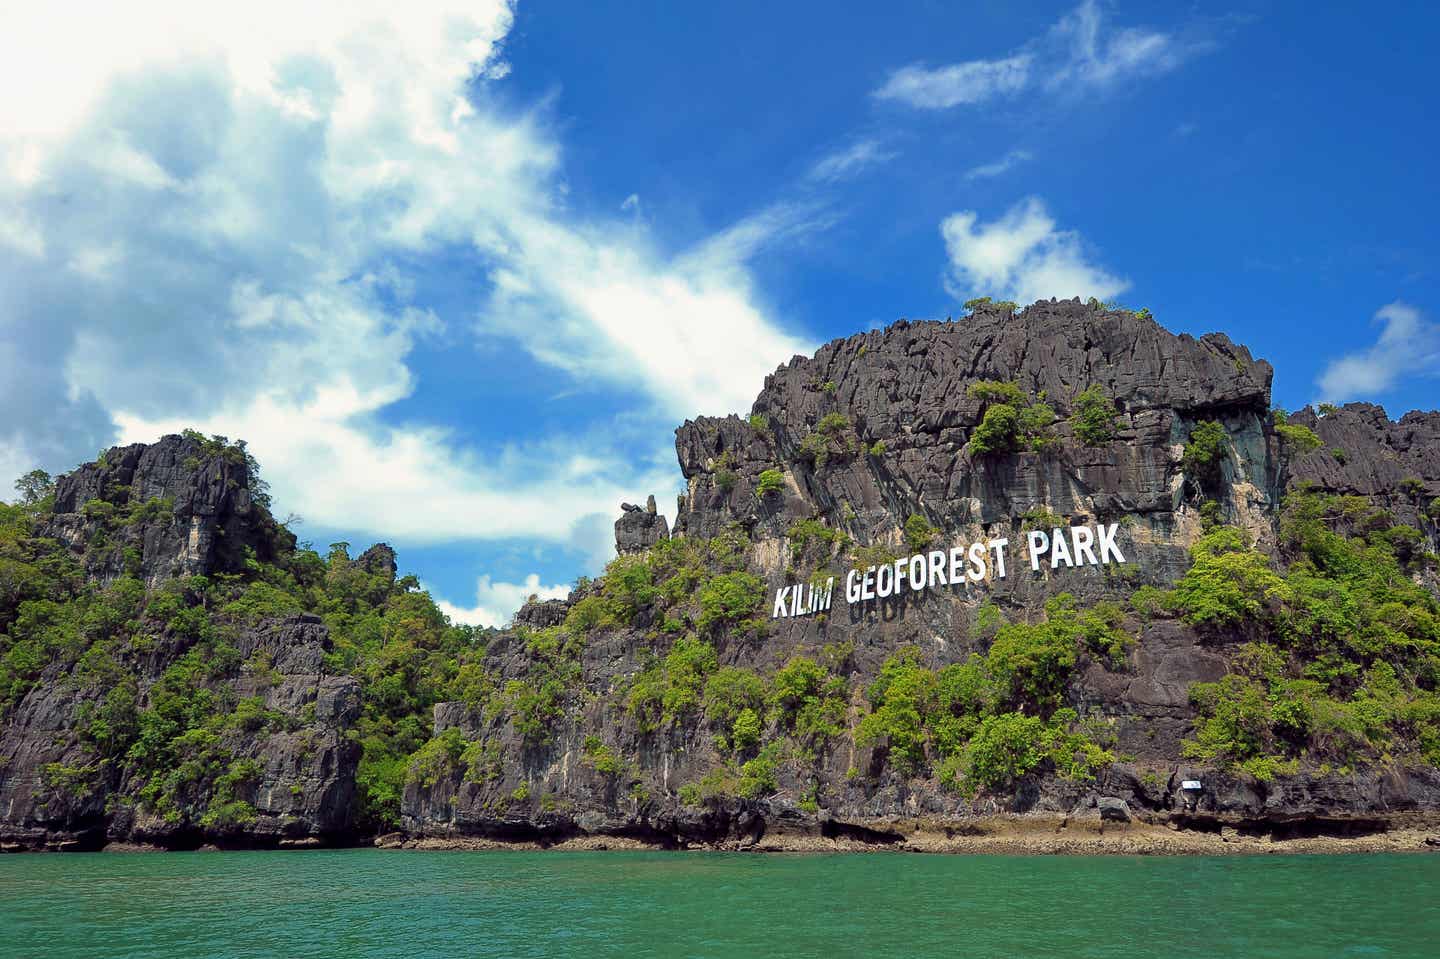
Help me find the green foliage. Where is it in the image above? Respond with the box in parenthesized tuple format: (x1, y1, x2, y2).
(1273, 410, 1323, 454)
(696, 571, 764, 631)
(406, 727, 468, 788)
(1018, 507, 1066, 533)
(821, 380, 837, 394)
(868, 440, 887, 457)
(737, 742, 784, 798)
(1318, 403, 1340, 416)
(1169, 527, 1287, 627)
(1071, 386, 1118, 446)
(903, 513, 938, 551)
(747, 413, 770, 433)
(768, 656, 847, 755)
(756, 468, 786, 498)
(704, 667, 766, 729)
(1182, 420, 1229, 481)
(966, 382, 1056, 455)
(966, 380, 1027, 407)
(963, 297, 1018, 314)
(858, 596, 1126, 785)
(581, 735, 625, 776)
(968, 404, 1021, 455)
(13, 470, 54, 507)
(798, 414, 858, 467)
(1174, 490, 1440, 777)
(786, 519, 845, 565)
(627, 635, 719, 730)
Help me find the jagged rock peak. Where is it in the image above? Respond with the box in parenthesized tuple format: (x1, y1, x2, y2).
(615, 496, 670, 555)
(43, 432, 294, 586)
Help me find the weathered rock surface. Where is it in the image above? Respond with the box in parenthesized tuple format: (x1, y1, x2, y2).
(0, 614, 361, 850)
(6, 300, 1440, 852)
(615, 496, 670, 555)
(43, 433, 294, 588)
(394, 300, 1440, 848)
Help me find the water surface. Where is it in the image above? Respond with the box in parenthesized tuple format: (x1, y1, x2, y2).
(2, 849, 1437, 958)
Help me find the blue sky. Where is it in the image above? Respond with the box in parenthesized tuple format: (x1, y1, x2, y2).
(2, 1, 1436, 625)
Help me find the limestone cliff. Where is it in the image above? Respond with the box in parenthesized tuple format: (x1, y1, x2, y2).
(3, 300, 1439, 852)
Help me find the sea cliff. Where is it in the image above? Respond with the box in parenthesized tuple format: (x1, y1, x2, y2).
(4, 299, 1440, 852)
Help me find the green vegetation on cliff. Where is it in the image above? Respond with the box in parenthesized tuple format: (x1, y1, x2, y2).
(1154, 490, 1440, 779)
(857, 595, 1124, 792)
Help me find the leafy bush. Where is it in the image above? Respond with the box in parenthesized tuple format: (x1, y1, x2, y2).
(738, 742, 783, 798)
(696, 572, 764, 631)
(627, 635, 719, 730)
(756, 469, 785, 498)
(966, 380, 1027, 407)
(968, 404, 1021, 455)
(966, 382, 1056, 455)
(1273, 410, 1323, 454)
(903, 514, 938, 551)
(581, 735, 625, 776)
(1182, 420, 1229, 481)
(786, 519, 844, 564)
(1071, 386, 1118, 446)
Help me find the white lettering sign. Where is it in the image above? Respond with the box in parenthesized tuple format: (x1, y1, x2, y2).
(775, 523, 1127, 618)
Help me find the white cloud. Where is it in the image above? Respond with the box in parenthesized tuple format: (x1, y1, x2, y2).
(1045, 0, 1178, 91)
(1316, 302, 1440, 402)
(808, 138, 897, 183)
(432, 573, 572, 628)
(874, 55, 1032, 110)
(964, 149, 1033, 181)
(940, 196, 1128, 306)
(477, 203, 818, 419)
(0, 0, 808, 574)
(875, 1, 1198, 111)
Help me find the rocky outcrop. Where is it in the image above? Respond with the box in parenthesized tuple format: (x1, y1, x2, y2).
(42, 433, 294, 587)
(6, 300, 1440, 853)
(615, 496, 670, 555)
(0, 614, 360, 850)
(393, 300, 1440, 848)
(675, 301, 1279, 601)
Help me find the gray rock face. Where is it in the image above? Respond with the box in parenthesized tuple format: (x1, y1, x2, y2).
(392, 301, 1440, 846)
(1098, 797, 1132, 822)
(614, 495, 670, 555)
(673, 301, 1279, 604)
(0, 613, 360, 850)
(44, 433, 293, 587)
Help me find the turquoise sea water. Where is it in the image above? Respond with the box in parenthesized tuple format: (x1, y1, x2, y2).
(2, 850, 1438, 958)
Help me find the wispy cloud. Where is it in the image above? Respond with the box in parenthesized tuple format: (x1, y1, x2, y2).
(1316, 302, 1440, 402)
(875, 1, 1206, 111)
(940, 196, 1128, 306)
(874, 54, 1032, 110)
(808, 138, 898, 183)
(964, 149, 1033, 181)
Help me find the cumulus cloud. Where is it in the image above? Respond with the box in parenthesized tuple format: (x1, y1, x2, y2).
(940, 197, 1128, 306)
(0, 0, 807, 585)
(1316, 303, 1440, 402)
(874, 1, 1198, 110)
(808, 138, 897, 183)
(432, 573, 572, 628)
(964, 149, 1033, 181)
